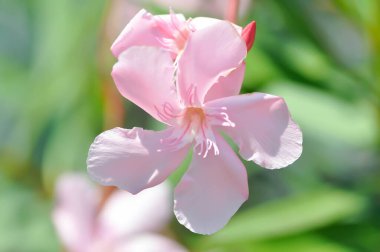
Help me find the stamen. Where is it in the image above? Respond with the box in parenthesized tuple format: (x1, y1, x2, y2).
(157, 104, 223, 158)
(155, 105, 171, 122)
(196, 141, 204, 156)
(182, 84, 200, 107)
(220, 112, 235, 127)
(206, 107, 236, 128)
(157, 122, 191, 153)
(154, 8, 193, 54)
(163, 103, 182, 118)
(169, 8, 183, 34)
(155, 102, 183, 124)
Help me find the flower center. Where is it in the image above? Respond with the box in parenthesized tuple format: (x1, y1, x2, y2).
(181, 107, 206, 135)
(154, 10, 194, 55)
(156, 104, 235, 158)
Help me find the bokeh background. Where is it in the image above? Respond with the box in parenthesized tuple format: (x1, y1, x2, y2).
(1, 0, 379, 251)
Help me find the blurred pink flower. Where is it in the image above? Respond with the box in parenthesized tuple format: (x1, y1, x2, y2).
(87, 12, 303, 234)
(52, 173, 187, 252)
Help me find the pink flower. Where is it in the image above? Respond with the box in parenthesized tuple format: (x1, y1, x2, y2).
(111, 9, 246, 58)
(52, 173, 187, 252)
(111, 8, 252, 109)
(87, 13, 303, 235)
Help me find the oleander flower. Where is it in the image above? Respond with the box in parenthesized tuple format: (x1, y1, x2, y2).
(111, 9, 256, 101)
(111, 8, 248, 58)
(87, 14, 302, 235)
(52, 173, 187, 252)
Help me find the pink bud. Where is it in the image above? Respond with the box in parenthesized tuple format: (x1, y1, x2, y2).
(242, 21, 256, 52)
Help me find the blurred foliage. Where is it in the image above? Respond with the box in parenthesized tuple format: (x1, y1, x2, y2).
(0, 0, 379, 251)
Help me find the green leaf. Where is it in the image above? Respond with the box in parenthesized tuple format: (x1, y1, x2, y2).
(41, 102, 98, 192)
(264, 82, 376, 147)
(203, 188, 366, 246)
(0, 176, 59, 252)
(251, 234, 355, 252)
(205, 234, 354, 252)
(243, 49, 281, 89)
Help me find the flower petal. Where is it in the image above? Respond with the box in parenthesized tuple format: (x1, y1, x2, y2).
(87, 127, 189, 194)
(115, 233, 188, 252)
(174, 134, 248, 234)
(112, 46, 180, 124)
(203, 63, 245, 102)
(191, 17, 242, 34)
(98, 183, 172, 238)
(242, 21, 256, 52)
(177, 21, 247, 105)
(206, 93, 303, 169)
(190, 17, 221, 30)
(156, 13, 186, 23)
(111, 9, 163, 57)
(52, 173, 99, 252)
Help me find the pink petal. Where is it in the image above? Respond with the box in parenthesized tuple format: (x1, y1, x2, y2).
(87, 127, 189, 194)
(191, 17, 242, 34)
(115, 233, 188, 252)
(112, 47, 180, 124)
(174, 134, 248, 234)
(98, 183, 172, 238)
(52, 173, 99, 252)
(205, 93, 303, 169)
(111, 9, 163, 57)
(203, 63, 245, 102)
(190, 17, 222, 30)
(157, 13, 186, 23)
(242, 21, 256, 52)
(177, 21, 247, 106)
